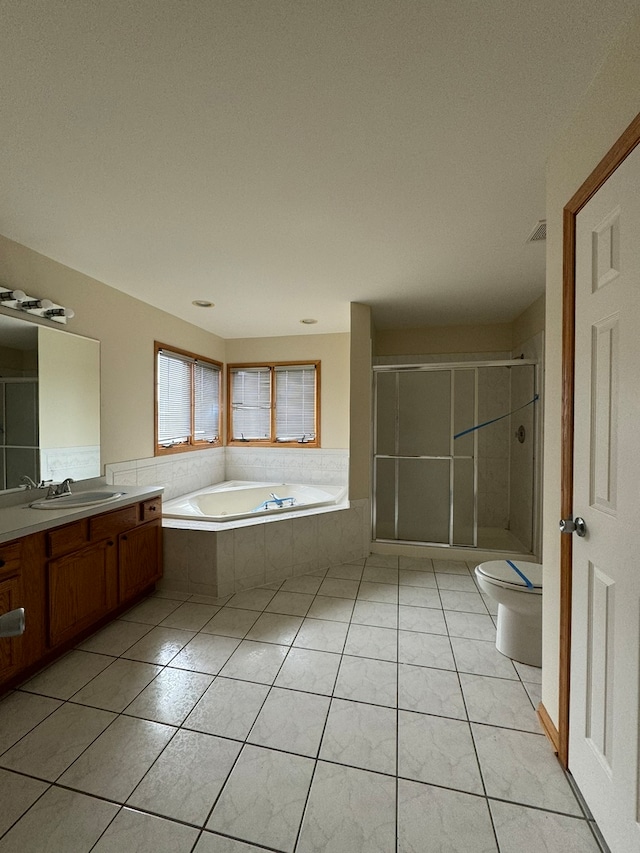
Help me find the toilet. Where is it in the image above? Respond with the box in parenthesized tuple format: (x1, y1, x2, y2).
(474, 560, 543, 668)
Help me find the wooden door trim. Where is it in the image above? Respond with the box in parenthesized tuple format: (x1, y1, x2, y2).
(559, 111, 640, 768)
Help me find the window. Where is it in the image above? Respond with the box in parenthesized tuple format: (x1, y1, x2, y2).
(155, 342, 222, 454)
(228, 362, 319, 446)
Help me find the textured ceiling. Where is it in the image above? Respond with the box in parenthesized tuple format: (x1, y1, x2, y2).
(0, 1, 636, 338)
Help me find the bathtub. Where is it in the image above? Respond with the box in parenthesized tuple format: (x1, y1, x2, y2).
(162, 480, 348, 522)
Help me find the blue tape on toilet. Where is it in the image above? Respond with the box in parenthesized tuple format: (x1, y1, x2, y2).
(506, 559, 534, 589)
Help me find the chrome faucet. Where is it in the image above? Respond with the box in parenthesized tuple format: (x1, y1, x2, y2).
(20, 475, 39, 489)
(46, 478, 75, 499)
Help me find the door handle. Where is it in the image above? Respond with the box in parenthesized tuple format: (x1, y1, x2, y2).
(559, 517, 587, 537)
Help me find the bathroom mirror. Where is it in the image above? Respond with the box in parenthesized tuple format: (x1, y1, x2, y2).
(0, 312, 100, 490)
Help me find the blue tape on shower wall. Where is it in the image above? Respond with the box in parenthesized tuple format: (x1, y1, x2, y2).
(506, 559, 533, 588)
(453, 394, 539, 440)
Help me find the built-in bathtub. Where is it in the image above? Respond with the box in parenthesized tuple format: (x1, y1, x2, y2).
(160, 480, 368, 599)
(163, 480, 347, 522)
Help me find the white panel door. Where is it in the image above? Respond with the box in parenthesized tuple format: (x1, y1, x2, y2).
(570, 141, 640, 852)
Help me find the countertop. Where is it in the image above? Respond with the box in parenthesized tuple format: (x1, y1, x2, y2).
(0, 484, 164, 545)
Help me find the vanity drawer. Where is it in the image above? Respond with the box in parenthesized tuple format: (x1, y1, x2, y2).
(141, 497, 162, 522)
(47, 521, 89, 559)
(0, 540, 23, 578)
(89, 504, 139, 541)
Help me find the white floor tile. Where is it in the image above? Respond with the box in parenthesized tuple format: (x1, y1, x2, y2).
(184, 677, 269, 740)
(451, 636, 519, 679)
(275, 648, 341, 695)
(306, 595, 355, 622)
(317, 578, 360, 599)
(92, 808, 199, 853)
(247, 687, 330, 756)
(334, 655, 397, 707)
(120, 597, 183, 625)
(398, 630, 455, 670)
(351, 600, 398, 629)
(21, 650, 115, 699)
(398, 605, 447, 635)
(0, 786, 118, 853)
(0, 692, 61, 754)
(319, 698, 397, 775)
(218, 640, 288, 684)
(245, 612, 303, 644)
(265, 591, 314, 616)
(398, 779, 497, 853)
(398, 710, 483, 794)
(207, 744, 314, 852)
(169, 634, 241, 675)
(79, 620, 153, 656)
(0, 768, 49, 836)
(297, 761, 396, 852)
(58, 715, 175, 802)
(490, 800, 601, 853)
(398, 586, 441, 608)
(121, 626, 196, 665)
(473, 723, 581, 814)
(398, 664, 467, 719)
(124, 667, 213, 725)
(0, 702, 115, 781)
(293, 617, 349, 653)
(159, 602, 221, 631)
(127, 729, 241, 824)
(200, 607, 260, 638)
(70, 658, 163, 712)
(398, 569, 437, 588)
(357, 581, 398, 604)
(460, 673, 541, 733)
(344, 624, 398, 662)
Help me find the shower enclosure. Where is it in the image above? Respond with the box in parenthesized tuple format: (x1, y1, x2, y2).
(372, 360, 539, 553)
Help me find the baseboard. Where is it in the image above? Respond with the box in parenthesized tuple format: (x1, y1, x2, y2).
(537, 701, 560, 754)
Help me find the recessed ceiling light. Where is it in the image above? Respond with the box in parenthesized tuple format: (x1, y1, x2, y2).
(192, 300, 214, 308)
(300, 318, 318, 325)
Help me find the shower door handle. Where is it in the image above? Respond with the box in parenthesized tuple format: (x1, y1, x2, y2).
(559, 517, 587, 537)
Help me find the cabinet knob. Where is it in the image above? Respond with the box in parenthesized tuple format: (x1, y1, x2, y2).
(107, 540, 114, 546)
(0, 559, 5, 568)
(122, 535, 128, 541)
(149, 505, 157, 511)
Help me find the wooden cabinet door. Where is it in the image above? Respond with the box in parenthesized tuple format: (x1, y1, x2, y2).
(48, 539, 118, 647)
(118, 520, 162, 603)
(0, 575, 23, 680)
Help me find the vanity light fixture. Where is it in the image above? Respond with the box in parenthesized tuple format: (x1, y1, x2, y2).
(0, 289, 26, 302)
(0, 287, 74, 324)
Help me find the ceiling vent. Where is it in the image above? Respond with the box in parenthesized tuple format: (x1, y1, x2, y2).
(527, 220, 547, 243)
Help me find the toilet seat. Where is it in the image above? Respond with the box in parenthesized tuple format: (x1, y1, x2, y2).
(475, 560, 542, 593)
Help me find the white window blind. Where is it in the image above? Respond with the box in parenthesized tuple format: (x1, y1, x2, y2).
(157, 348, 221, 448)
(275, 365, 316, 441)
(231, 368, 271, 439)
(157, 350, 191, 446)
(194, 361, 220, 442)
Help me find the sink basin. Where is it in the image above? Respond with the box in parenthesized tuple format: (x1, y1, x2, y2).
(30, 491, 125, 510)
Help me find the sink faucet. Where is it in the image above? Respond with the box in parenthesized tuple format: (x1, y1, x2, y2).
(20, 476, 52, 490)
(46, 478, 75, 499)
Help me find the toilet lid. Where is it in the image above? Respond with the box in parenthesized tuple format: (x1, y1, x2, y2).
(476, 560, 543, 590)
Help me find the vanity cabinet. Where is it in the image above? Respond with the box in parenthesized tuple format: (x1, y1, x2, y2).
(45, 498, 162, 649)
(0, 493, 162, 692)
(0, 540, 23, 681)
(48, 538, 118, 647)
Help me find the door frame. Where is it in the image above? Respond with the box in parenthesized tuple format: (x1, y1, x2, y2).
(558, 112, 640, 768)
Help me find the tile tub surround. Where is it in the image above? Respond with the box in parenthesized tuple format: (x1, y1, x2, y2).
(105, 447, 348, 502)
(0, 554, 602, 853)
(161, 499, 371, 598)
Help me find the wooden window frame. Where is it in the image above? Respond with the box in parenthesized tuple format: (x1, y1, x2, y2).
(154, 341, 223, 456)
(227, 361, 321, 448)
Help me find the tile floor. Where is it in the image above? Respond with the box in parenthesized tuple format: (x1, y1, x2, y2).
(0, 554, 604, 852)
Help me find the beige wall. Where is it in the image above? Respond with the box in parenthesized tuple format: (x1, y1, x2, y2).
(0, 234, 225, 467)
(225, 333, 350, 449)
(375, 322, 512, 356)
(349, 303, 373, 501)
(542, 14, 640, 728)
(512, 294, 544, 352)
